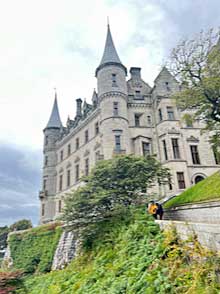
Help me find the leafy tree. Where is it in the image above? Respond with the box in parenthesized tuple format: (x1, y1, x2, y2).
(9, 220, 32, 232)
(168, 28, 220, 124)
(62, 155, 170, 237)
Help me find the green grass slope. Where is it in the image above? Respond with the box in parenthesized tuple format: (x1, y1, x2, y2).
(17, 207, 220, 294)
(9, 223, 62, 274)
(164, 171, 220, 209)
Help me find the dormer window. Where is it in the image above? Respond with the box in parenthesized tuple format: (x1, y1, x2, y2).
(112, 73, 117, 87)
(134, 90, 143, 100)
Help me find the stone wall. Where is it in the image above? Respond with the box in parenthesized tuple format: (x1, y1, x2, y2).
(164, 200, 220, 224)
(156, 220, 220, 251)
(52, 230, 78, 270)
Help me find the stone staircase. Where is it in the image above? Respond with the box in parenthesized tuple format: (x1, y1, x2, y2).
(52, 230, 76, 270)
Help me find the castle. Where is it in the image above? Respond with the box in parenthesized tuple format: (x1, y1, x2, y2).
(39, 25, 220, 224)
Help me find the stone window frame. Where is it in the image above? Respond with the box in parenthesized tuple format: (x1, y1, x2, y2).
(85, 129, 89, 144)
(177, 172, 186, 189)
(158, 109, 163, 122)
(142, 141, 151, 156)
(167, 106, 175, 120)
(95, 122, 99, 135)
(58, 200, 62, 213)
(59, 174, 63, 191)
(162, 139, 168, 160)
(190, 145, 201, 165)
(67, 144, 71, 156)
(172, 138, 181, 159)
(85, 158, 89, 176)
(67, 169, 71, 187)
(60, 150, 64, 162)
(75, 164, 80, 182)
(134, 113, 142, 127)
(76, 138, 79, 150)
(41, 203, 45, 216)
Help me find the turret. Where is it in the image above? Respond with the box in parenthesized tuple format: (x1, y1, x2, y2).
(95, 24, 127, 97)
(96, 24, 130, 159)
(39, 91, 62, 224)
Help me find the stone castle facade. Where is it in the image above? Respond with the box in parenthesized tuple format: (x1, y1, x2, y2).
(39, 25, 220, 224)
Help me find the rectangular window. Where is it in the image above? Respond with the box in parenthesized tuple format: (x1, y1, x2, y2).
(190, 145, 200, 164)
(172, 138, 180, 159)
(85, 158, 89, 176)
(142, 142, 150, 156)
(75, 164, 79, 182)
(76, 138, 79, 150)
(43, 179, 47, 190)
(168, 176, 173, 190)
(115, 135, 121, 151)
(85, 130, 89, 143)
(135, 90, 143, 99)
(167, 106, 175, 120)
(58, 200, 62, 213)
(177, 172, 186, 189)
(60, 150, 63, 161)
(95, 151, 101, 162)
(67, 144, 71, 156)
(45, 136, 49, 145)
(147, 115, 151, 125)
(213, 147, 220, 164)
(158, 109, 163, 122)
(67, 170, 71, 187)
(42, 203, 45, 216)
(162, 140, 168, 160)
(113, 102, 119, 116)
(59, 175, 63, 191)
(134, 114, 141, 127)
(44, 156, 48, 166)
(95, 122, 99, 135)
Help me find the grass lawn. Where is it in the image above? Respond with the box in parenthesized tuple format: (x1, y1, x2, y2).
(164, 171, 220, 208)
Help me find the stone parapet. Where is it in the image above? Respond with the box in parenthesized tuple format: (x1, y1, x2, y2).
(164, 200, 220, 224)
(156, 220, 220, 252)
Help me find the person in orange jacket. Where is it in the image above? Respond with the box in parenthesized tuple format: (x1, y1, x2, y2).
(147, 200, 158, 219)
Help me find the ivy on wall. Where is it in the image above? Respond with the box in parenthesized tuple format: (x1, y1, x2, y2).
(9, 223, 62, 274)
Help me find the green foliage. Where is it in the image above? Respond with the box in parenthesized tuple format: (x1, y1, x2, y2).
(169, 29, 220, 152)
(10, 220, 32, 232)
(0, 227, 9, 258)
(164, 171, 220, 208)
(9, 223, 62, 274)
(62, 154, 170, 237)
(19, 207, 220, 293)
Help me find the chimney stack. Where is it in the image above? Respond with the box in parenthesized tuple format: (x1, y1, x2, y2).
(76, 98, 82, 118)
(130, 67, 141, 79)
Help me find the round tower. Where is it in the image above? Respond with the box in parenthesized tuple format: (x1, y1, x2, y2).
(39, 92, 62, 224)
(96, 25, 130, 159)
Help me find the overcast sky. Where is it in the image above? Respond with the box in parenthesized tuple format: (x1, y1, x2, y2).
(0, 0, 219, 226)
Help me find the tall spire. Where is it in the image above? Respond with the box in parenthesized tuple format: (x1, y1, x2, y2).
(95, 24, 126, 76)
(45, 90, 63, 129)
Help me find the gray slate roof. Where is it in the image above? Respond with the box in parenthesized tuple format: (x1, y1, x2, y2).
(46, 94, 63, 129)
(99, 24, 122, 66)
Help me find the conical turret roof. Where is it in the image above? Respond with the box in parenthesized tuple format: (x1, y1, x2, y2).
(95, 24, 126, 76)
(45, 92, 63, 129)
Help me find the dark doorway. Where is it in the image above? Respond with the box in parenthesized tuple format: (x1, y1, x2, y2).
(195, 175, 205, 184)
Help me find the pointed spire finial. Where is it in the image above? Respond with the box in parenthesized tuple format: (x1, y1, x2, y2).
(45, 90, 63, 129)
(107, 16, 110, 26)
(54, 87, 57, 99)
(95, 22, 127, 76)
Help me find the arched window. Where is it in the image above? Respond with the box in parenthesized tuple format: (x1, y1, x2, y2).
(195, 175, 205, 184)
